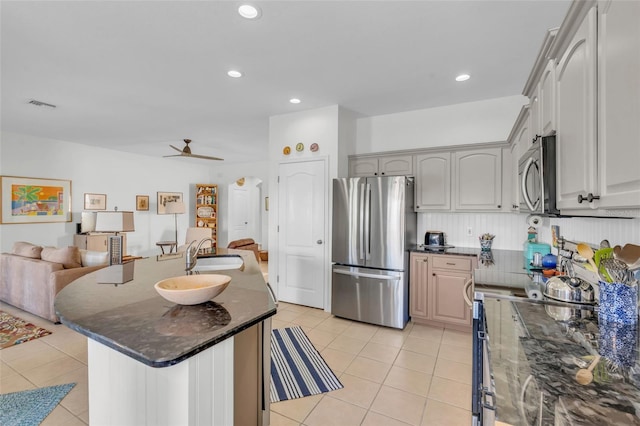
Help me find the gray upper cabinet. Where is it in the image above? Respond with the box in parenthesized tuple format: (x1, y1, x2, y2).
(596, 0, 640, 209)
(414, 152, 451, 211)
(454, 147, 503, 211)
(555, 6, 598, 211)
(507, 106, 532, 211)
(349, 155, 413, 177)
(551, 1, 640, 214)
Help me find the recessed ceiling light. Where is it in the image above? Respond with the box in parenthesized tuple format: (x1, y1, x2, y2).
(456, 74, 471, 82)
(238, 4, 261, 19)
(289, 98, 301, 104)
(227, 70, 242, 78)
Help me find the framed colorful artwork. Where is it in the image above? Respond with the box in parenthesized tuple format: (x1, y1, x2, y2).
(84, 193, 107, 210)
(157, 192, 183, 214)
(0, 176, 72, 224)
(136, 195, 149, 211)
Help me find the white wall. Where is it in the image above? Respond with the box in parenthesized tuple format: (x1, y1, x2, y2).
(419, 212, 640, 252)
(355, 95, 527, 153)
(0, 132, 215, 255)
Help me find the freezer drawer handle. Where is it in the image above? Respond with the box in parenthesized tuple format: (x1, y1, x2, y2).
(481, 388, 497, 411)
(333, 269, 399, 280)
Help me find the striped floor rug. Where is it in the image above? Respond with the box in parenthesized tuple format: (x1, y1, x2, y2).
(270, 326, 343, 403)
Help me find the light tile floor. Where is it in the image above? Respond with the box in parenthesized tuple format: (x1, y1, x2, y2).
(0, 259, 472, 425)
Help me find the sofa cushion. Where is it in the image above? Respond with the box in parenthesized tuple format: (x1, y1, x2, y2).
(41, 246, 82, 269)
(12, 242, 43, 259)
(79, 249, 110, 267)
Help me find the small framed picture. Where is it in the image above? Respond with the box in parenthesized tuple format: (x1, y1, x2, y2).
(157, 192, 183, 214)
(84, 193, 107, 210)
(136, 195, 149, 211)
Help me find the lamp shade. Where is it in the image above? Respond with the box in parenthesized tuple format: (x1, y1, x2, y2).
(165, 201, 185, 214)
(94, 211, 135, 232)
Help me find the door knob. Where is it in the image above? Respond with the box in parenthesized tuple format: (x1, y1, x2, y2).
(317, 240, 323, 244)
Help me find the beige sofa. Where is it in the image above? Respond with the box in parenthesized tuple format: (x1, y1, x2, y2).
(0, 242, 106, 323)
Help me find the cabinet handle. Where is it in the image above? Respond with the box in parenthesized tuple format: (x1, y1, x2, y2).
(497, 205, 501, 208)
(381, 172, 385, 175)
(446, 262, 456, 265)
(463, 278, 473, 308)
(374, 172, 378, 176)
(577, 193, 601, 203)
(423, 259, 428, 263)
(432, 273, 436, 276)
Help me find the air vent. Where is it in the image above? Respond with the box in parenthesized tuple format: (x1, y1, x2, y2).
(28, 99, 56, 108)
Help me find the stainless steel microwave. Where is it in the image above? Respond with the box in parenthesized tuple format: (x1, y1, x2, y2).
(518, 134, 560, 216)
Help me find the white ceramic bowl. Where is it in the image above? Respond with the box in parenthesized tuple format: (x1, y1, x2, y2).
(154, 274, 231, 305)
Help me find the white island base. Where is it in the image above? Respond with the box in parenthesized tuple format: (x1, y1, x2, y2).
(88, 337, 234, 426)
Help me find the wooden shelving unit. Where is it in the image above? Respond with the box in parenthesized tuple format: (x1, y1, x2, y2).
(195, 184, 217, 247)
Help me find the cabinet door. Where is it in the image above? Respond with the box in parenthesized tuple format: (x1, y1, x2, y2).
(414, 152, 451, 211)
(597, 0, 640, 209)
(409, 253, 430, 320)
(539, 59, 556, 136)
(454, 148, 502, 211)
(508, 107, 531, 211)
(379, 155, 413, 176)
(430, 270, 472, 327)
(87, 234, 109, 252)
(556, 8, 598, 210)
(349, 158, 379, 177)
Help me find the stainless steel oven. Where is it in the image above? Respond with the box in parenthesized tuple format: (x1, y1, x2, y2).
(518, 134, 559, 216)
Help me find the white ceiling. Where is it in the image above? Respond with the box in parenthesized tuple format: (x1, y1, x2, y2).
(1, 1, 571, 163)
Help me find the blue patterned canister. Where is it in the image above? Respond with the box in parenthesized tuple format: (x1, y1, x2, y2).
(598, 320, 638, 367)
(598, 281, 638, 324)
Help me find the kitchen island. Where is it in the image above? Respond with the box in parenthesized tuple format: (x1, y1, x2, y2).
(55, 249, 276, 426)
(474, 293, 640, 425)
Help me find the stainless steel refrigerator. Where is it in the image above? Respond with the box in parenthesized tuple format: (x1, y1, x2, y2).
(331, 176, 416, 329)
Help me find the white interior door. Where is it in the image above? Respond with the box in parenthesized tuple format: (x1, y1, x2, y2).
(229, 185, 249, 242)
(277, 159, 326, 309)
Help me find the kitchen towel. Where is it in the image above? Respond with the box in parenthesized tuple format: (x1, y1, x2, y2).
(270, 326, 343, 403)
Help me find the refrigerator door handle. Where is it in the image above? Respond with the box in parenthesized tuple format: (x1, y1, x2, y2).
(364, 183, 371, 261)
(333, 269, 399, 280)
(359, 184, 366, 261)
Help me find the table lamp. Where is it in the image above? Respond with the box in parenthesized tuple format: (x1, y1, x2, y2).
(95, 210, 135, 264)
(165, 201, 185, 245)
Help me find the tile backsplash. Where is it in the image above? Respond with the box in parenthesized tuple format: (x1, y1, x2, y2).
(418, 213, 640, 251)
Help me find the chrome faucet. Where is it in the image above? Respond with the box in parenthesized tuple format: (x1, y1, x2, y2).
(185, 238, 216, 272)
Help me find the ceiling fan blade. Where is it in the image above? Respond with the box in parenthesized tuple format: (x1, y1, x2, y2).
(188, 153, 224, 161)
(169, 144, 184, 153)
(162, 154, 183, 158)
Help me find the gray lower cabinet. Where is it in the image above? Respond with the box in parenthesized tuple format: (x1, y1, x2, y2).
(409, 253, 476, 331)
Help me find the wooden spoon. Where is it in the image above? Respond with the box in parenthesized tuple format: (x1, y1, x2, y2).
(577, 243, 598, 273)
(576, 355, 600, 385)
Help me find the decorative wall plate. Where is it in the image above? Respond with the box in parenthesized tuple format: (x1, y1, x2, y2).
(310, 143, 319, 152)
(283, 146, 291, 155)
(296, 143, 304, 152)
(197, 206, 214, 218)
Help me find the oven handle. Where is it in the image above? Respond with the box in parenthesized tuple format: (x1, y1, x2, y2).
(521, 157, 540, 212)
(463, 278, 473, 307)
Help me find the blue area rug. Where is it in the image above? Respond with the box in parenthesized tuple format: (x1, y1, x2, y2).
(270, 326, 343, 403)
(0, 383, 76, 426)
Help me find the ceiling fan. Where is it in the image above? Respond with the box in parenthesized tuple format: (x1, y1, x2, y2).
(164, 139, 224, 161)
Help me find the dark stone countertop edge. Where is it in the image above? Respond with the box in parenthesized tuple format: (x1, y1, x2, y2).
(59, 307, 277, 368)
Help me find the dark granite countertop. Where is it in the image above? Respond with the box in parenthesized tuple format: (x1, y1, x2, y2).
(55, 249, 276, 368)
(482, 294, 640, 425)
